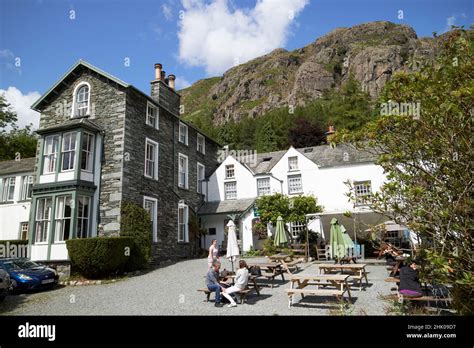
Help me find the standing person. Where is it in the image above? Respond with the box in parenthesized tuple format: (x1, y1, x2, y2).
(206, 261, 224, 307)
(221, 260, 249, 308)
(399, 260, 423, 297)
(208, 239, 219, 268)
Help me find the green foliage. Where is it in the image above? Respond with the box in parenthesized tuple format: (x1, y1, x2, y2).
(66, 237, 133, 279)
(260, 237, 294, 256)
(255, 119, 279, 152)
(288, 118, 326, 148)
(331, 29, 474, 314)
(120, 201, 152, 270)
(242, 246, 262, 257)
(0, 95, 37, 161)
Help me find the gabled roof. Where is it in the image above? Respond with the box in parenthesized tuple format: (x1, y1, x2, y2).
(32, 60, 129, 111)
(237, 144, 376, 175)
(0, 158, 35, 176)
(198, 198, 256, 215)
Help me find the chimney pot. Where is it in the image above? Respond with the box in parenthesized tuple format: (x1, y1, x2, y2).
(161, 70, 166, 82)
(154, 63, 162, 80)
(168, 74, 176, 90)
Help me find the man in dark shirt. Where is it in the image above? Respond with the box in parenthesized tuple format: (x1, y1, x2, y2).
(399, 260, 423, 297)
(206, 261, 224, 307)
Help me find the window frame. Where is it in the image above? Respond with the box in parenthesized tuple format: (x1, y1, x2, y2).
(144, 138, 159, 180)
(71, 82, 91, 117)
(257, 177, 271, 197)
(178, 153, 189, 189)
(288, 156, 299, 171)
(34, 197, 52, 244)
(144, 196, 158, 243)
(178, 203, 189, 243)
(197, 133, 205, 154)
(197, 162, 205, 194)
(288, 174, 303, 194)
(81, 132, 95, 172)
(225, 164, 235, 179)
(146, 102, 159, 129)
(20, 175, 33, 201)
(179, 122, 188, 145)
(224, 181, 237, 200)
(43, 135, 60, 174)
(54, 195, 73, 242)
(61, 131, 77, 172)
(76, 195, 91, 239)
(19, 222, 29, 240)
(1, 176, 16, 202)
(354, 180, 372, 206)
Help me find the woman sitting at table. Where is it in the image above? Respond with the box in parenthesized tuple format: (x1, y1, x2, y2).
(399, 260, 423, 297)
(221, 260, 249, 308)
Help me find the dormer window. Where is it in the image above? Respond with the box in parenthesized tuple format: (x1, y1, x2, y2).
(73, 83, 90, 117)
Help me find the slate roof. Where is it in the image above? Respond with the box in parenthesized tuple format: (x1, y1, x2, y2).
(0, 157, 36, 176)
(36, 118, 104, 135)
(239, 144, 376, 174)
(198, 198, 256, 215)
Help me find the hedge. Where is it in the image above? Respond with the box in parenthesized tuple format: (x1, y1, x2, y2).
(66, 237, 133, 279)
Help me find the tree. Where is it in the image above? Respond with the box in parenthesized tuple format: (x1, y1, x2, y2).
(0, 94, 38, 161)
(331, 29, 473, 314)
(288, 117, 326, 148)
(255, 119, 278, 152)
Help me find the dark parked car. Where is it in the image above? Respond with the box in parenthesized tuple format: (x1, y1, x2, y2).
(0, 268, 10, 300)
(0, 258, 58, 292)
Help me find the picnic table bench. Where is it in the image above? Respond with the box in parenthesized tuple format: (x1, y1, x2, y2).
(197, 288, 251, 304)
(318, 263, 369, 291)
(247, 262, 285, 288)
(198, 274, 260, 304)
(285, 274, 352, 308)
(268, 254, 304, 271)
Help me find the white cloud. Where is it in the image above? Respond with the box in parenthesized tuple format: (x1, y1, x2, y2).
(178, 0, 309, 75)
(442, 13, 467, 33)
(0, 48, 22, 75)
(175, 76, 192, 90)
(1, 87, 41, 130)
(162, 3, 173, 21)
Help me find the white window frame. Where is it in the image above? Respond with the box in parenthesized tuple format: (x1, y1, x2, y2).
(197, 162, 205, 194)
(1, 176, 16, 202)
(178, 202, 189, 243)
(225, 164, 235, 179)
(257, 177, 271, 197)
(35, 197, 52, 244)
(144, 138, 159, 180)
(197, 134, 205, 154)
(81, 132, 95, 172)
(288, 156, 299, 171)
(77, 196, 91, 238)
(354, 180, 372, 206)
(54, 195, 73, 242)
(144, 196, 158, 243)
(20, 175, 33, 200)
(288, 174, 303, 194)
(224, 181, 237, 200)
(61, 131, 77, 172)
(19, 222, 29, 240)
(178, 153, 188, 189)
(289, 221, 306, 240)
(43, 135, 60, 174)
(146, 102, 159, 129)
(71, 82, 91, 117)
(179, 122, 188, 145)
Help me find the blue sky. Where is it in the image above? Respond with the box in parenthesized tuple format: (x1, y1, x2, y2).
(0, 0, 472, 128)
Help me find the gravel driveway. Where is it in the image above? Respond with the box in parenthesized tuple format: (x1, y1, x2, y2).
(0, 257, 393, 315)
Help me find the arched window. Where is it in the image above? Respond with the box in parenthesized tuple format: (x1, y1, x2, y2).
(73, 83, 90, 117)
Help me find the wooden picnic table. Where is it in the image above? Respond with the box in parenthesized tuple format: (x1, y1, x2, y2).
(390, 256, 406, 277)
(268, 253, 292, 262)
(285, 274, 352, 307)
(317, 263, 369, 291)
(246, 262, 285, 288)
(223, 274, 261, 295)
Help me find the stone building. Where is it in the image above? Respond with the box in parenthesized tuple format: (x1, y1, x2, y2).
(27, 60, 220, 262)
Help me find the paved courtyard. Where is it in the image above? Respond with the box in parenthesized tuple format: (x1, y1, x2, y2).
(0, 257, 393, 316)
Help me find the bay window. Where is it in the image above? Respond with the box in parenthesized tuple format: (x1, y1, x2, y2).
(43, 135, 59, 174)
(77, 196, 91, 238)
(54, 195, 73, 242)
(81, 133, 95, 172)
(35, 197, 52, 243)
(61, 132, 77, 171)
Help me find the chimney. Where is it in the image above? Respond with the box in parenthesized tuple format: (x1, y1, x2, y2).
(154, 63, 162, 80)
(168, 75, 176, 90)
(161, 70, 166, 82)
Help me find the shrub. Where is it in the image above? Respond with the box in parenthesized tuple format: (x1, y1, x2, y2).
(66, 237, 133, 279)
(120, 201, 152, 270)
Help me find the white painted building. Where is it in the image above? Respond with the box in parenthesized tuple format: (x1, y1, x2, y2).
(198, 144, 388, 252)
(0, 158, 35, 241)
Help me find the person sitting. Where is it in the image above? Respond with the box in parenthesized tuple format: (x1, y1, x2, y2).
(206, 261, 225, 307)
(399, 260, 423, 297)
(221, 260, 249, 308)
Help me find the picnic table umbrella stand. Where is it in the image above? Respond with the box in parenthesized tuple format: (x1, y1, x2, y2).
(274, 216, 288, 247)
(226, 220, 240, 273)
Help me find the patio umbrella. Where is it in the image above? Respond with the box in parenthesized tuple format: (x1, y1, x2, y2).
(226, 220, 240, 273)
(274, 216, 288, 247)
(329, 218, 348, 260)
